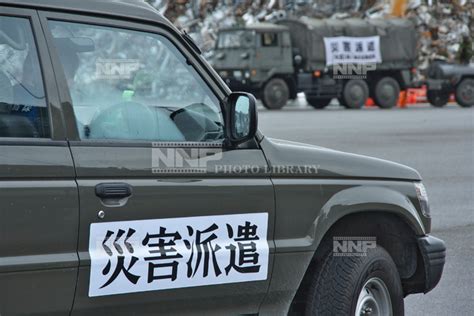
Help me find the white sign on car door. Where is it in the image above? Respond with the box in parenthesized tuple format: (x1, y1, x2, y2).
(88, 213, 269, 297)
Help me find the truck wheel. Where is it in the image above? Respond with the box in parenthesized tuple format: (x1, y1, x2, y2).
(306, 96, 332, 109)
(374, 77, 400, 109)
(262, 78, 289, 110)
(304, 246, 404, 316)
(342, 79, 369, 109)
(455, 78, 474, 108)
(427, 90, 450, 107)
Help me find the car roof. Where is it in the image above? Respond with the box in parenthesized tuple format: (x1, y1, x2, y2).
(220, 22, 289, 33)
(0, 0, 175, 29)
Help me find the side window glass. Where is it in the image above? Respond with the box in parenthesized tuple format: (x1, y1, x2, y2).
(261, 33, 278, 47)
(0, 16, 50, 138)
(48, 21, 224, 142)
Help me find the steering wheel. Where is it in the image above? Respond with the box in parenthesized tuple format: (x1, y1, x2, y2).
(87, 101, 158, 140)
(170, 103, 224, 142)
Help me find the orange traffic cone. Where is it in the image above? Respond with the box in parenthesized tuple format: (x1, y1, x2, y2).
(398, 91, 407, 108)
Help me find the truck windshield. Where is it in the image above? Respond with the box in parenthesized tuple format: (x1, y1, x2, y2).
(217, 30, 255, 49)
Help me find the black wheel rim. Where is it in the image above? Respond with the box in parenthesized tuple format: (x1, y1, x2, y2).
(265, 81, 288, 108)
(379, 83, 397, 104)
(346, 82, 367, 107)
(459, 81, 474, 105)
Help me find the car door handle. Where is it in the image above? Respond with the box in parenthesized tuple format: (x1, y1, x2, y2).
(95, 183, 133, 199)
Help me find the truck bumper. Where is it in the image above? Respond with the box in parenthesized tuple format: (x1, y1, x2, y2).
(220, 76, 261, 94)
(225, 78, 258, 91)
(417, 235, 446, 293)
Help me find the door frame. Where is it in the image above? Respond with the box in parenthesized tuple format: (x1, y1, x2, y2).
(37, 9, 230, 144)
(36, 7, 276, 315)
(0, 6, 66, 143)
(0, 6, 78, 315)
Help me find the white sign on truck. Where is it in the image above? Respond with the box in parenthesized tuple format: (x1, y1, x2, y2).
(324, 36, 382, 66)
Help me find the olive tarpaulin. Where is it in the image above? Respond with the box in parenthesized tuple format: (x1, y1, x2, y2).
(277, 17, 418, 71)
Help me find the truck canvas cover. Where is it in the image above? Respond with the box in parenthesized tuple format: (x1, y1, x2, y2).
(277, 17, 417, 71)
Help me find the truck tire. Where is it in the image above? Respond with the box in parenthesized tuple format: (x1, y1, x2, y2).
(306, 96, 332, 109)
(427, 90, 450, 107)
(455, 78, 474, 108)
(262, 78, 289, 110)
(341, 79, 369, 109)
(374, 77, 400, 109)
(304, 246, 404, 316)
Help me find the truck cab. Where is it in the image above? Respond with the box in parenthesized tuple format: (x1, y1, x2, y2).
(426, 61, 474, 107)
(214, 18, 417, 111)
(212, 24, 296, 109)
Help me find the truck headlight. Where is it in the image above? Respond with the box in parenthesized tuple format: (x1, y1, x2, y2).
(233, 70, 242, 79)
(414, 182, 430, 217)
(244, 70, 250, 79)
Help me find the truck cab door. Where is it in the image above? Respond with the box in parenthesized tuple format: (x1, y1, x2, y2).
(40, 11, 275, 315)
(257, 31, 284, 70)
(0, 8, 78, 315)
(256, 31, 294, 82)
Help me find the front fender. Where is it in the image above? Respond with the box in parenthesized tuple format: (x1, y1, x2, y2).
(273, 182, 426, 253)
(309, 185, 426, 252)
(263, 182, 427, 315)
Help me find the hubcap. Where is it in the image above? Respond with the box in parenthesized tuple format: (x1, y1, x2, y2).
(272, 85, 283, 100)
(380, 83, 395, 100)
(461, 83, 474, 103)
(350, 85, 364, 102)
(265, 82, 287, 107)
(355, 278, 392, 316)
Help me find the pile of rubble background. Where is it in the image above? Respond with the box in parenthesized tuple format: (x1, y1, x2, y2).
(147, 0, 473, 77)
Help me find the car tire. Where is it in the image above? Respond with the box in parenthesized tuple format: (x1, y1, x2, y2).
(427, 90, 450, 107)
(374, 77, 400, 109)
(262, 78, 289, 110)
(341, 79, 369, 109)
(306, 96, 332, 109)
(455, 78, 474, 108)
(304, 246, 404, 316)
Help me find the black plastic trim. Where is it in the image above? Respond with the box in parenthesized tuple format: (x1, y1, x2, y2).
(417, 235, 446, 293)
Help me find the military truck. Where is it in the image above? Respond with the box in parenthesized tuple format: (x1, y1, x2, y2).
(426, 61, 474, 107)
(1, 0, 445, 315)
(212, 17, 418, 110)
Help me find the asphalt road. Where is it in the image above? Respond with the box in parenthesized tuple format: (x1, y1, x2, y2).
(258, 99, 474, 316)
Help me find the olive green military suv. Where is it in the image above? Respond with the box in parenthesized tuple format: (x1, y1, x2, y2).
(0, 1, 445, 315)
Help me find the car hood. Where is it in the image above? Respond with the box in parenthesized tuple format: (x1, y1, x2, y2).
(259, 137, 421, 181)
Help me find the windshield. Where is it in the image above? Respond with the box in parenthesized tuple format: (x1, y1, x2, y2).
(217, 30, 255, 49)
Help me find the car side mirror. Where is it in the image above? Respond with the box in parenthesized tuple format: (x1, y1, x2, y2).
(226, 92, 258, 146)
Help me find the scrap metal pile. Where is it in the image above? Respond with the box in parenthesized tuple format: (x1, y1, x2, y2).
(146, 0, 374, 55)
(405, 0, 473, 70)
(147, 0, 473, 70)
